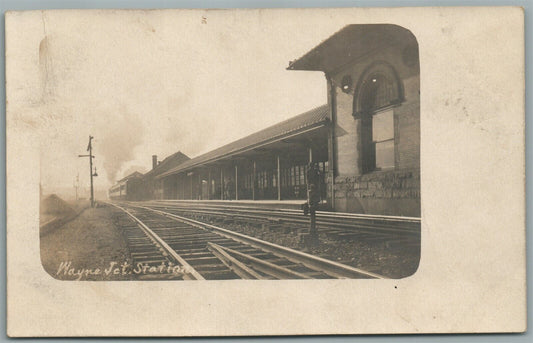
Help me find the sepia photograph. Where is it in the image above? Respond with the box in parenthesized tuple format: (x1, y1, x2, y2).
(6, 7, 525, 336)
(35, 16, 420, 281)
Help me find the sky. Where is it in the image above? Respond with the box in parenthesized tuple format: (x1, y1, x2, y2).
(8, 9, 347, 198)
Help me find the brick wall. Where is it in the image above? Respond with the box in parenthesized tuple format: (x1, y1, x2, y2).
(335, 89, 362, 175)
(396, 76, 420, 170)
(329, 36, 420, 217)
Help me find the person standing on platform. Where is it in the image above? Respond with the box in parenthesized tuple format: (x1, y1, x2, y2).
(306, 163, 321, 213)
(226, 178, 235, 200)
(302, 162, 321, 246)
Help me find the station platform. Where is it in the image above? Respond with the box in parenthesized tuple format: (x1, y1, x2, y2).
(151, 199, 316, 211)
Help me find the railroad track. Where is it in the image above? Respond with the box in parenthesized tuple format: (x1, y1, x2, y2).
(108, 202, 386, 280)
(131, 201, 420, 248)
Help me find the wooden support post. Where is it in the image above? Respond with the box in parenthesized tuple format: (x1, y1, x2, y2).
(190, 173, 193, 200)
(179, 174, 183, 199)
(178, 174, 180, 199)
(235, 165, 239, 200)
(175, 175, 179, 199)
(198, 172, 202, 200)
(207, 170, 211, 200)
(220, 168, 224, 200)
(326, 76, 336, 210)
(308, 147, 313, 164)
(277, 155, 281, 201)
(252, 161, 256, 200)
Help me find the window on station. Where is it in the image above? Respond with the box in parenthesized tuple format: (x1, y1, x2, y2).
(299, 166, 305, 185)
(372, 109, 394, 170)
(355, 63, 403, 173)
(258, 171, 268, 189)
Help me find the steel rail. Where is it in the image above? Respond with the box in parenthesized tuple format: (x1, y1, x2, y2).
(142, 203, 419, 237)
(107, 202, 205, 280)
(209, 242, 312, 280)
(150, 200, 421, 223)
(133, 204, 387, 279)
(145, 201, 421, 229)
(207, 242, 265, 279)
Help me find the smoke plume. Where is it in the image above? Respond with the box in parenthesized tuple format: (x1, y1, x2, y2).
(97, 106, 145, 184)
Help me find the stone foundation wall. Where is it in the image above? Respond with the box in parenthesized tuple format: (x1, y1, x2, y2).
(334, 168, 420, 217)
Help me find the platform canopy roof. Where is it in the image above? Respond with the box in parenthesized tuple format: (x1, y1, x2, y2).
(287, 24, 417, 74)
(157, 104, 329, 179)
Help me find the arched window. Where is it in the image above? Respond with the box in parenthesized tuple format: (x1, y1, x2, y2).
(354, 62, 403, 173)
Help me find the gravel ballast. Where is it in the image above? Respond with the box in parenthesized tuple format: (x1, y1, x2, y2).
(40, 205, 132, 281)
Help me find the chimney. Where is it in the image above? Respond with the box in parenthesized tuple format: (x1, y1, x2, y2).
(152, 155, 157, 170)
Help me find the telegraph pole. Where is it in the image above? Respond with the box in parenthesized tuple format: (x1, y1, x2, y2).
(78, 135, 98, 207)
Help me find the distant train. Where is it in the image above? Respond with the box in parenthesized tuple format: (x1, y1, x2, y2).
(108, 171, 145, 201)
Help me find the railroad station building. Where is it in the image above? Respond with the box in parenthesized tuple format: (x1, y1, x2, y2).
(288, 24, 420, 216)
(110, 24, 420, 217)
(144, 151, 190, 200)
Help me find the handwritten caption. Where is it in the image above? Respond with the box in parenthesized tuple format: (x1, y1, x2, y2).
(56, 261, 193, 280)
